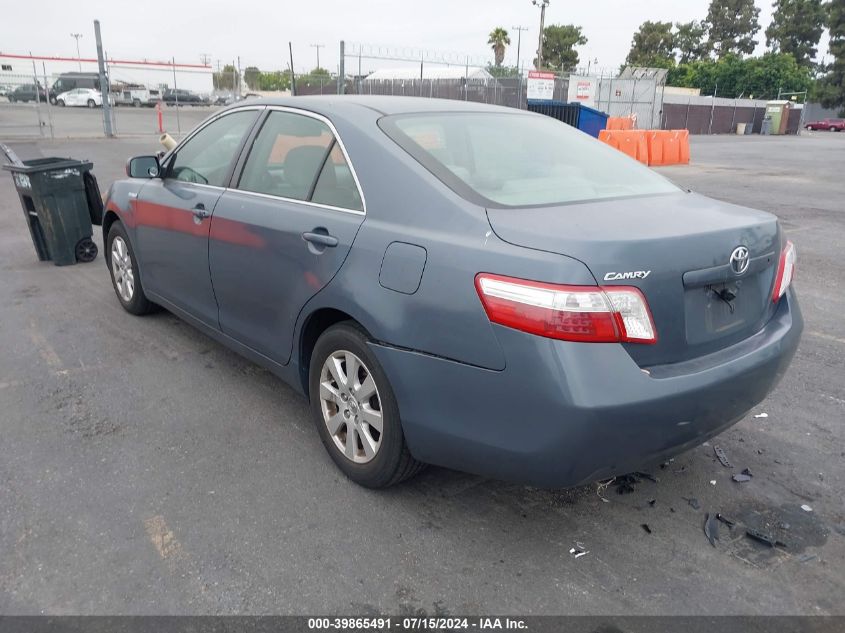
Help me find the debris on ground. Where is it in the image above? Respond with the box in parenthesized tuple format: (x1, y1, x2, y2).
(704, 513, 720, 547)
(716, 513, 737, 529)
(684, 497, 701, 510)
(659, 459, 675, 470)
(569, 543, 589, 559)
(798, 553, 817, 563)
(732, 472, 753, 483)
(710, 480, 717, 486)
(641, 523, 652, 534)
(615, 473, 643, 494)
(801, 504, 813, 513)
(746, 528, 787, 549)
(714, 446, 732, 468)
(635, 471, 658, 483)
(595, 478, 614, 503)
(648, 499, 656, 507)
(754, 412, 768, 418)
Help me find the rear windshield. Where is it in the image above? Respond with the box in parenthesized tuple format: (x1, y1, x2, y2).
(379, 112, 679, 208)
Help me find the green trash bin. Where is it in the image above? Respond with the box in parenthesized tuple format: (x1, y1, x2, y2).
(3, 156, 99, 266)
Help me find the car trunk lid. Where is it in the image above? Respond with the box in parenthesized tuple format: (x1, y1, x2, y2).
(486, 192, 782, 366)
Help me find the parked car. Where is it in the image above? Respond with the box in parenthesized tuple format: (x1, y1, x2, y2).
(55, 88, 105, 108)
(49, 72, 105, 104)
(7, 84, 48, 103)
(102, 97, 802, 489)
(113, 85, 158, 107)
(804, 118, 845, 131)
(162, 88, 203, 105)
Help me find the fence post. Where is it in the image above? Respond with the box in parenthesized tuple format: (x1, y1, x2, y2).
(29, 56, 44, 137)
(171, 57, 181, 136)
(464, 57, 469, 101)
(708, 81, 718, 135)
(338, 40, 345, 95)
(684, 97, 691, 130)
(94, 20, 114, 137)
(41, 62, 54, 140)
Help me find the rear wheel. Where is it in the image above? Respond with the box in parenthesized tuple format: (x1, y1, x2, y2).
(107, 222, 156, 315)
(133, 99, 141, 107)
(87, 99, 96, 108)
(75, 237, 98, 263)
(309, 322, 424, 488)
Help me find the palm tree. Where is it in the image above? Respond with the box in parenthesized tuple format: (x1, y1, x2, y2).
(488, 27, 511, 66)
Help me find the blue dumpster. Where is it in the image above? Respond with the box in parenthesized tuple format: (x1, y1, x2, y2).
(527, 101, 609, 138)
(576, 104, 609, 138)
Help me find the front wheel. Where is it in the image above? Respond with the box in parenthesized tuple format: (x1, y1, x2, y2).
(309, 323, 425, 488)
(75, 237, 98, 263)
(107, 222, 157, 315)
(57, 99, 65, 107)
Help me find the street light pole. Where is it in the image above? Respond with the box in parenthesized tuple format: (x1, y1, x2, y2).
(531, 0, 549, 70)
(310, 43, 324, 70)
(70, 33, 83, 71)
(512, 25, 529, 74)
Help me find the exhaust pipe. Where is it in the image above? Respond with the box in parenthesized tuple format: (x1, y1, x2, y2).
(159, 133, 177, 151)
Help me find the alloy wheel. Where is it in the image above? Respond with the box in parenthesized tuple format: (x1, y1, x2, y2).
(319, 350, 383, 464)
(110, 236, 135, 302)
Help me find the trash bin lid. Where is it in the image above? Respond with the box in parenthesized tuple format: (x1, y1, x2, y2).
(2, 157, 93, 174)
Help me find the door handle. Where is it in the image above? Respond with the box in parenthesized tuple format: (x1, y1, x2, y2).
(302, 231, 338, 248)
(192, 203, 210, 220)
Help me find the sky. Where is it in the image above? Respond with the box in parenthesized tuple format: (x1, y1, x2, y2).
(0, 0, 831, 75)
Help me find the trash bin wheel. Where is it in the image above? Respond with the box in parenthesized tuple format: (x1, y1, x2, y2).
(75, 237, 98, 263)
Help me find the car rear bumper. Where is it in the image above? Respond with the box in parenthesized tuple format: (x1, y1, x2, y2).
(370, 289, 802, 488)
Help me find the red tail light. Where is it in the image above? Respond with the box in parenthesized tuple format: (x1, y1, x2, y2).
(772, 240, 796, 302)
(475, 273, 657, 344)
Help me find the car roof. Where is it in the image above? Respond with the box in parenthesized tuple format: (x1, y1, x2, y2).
(223, 95, 523, 117)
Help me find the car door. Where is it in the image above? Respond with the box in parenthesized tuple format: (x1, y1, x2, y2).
(133, 108, 261, 325)
(208, 108, 366, 365)
(70, 89, 83, 106)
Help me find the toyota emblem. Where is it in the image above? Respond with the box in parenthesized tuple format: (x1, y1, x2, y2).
(730, 246, 750, 275)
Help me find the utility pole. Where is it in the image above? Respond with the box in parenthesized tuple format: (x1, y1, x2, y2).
(93, 21, 113, 137)
(532, 0, 549, 70)
(512, 25, 529, 74)
(70, 33, 83, 71)
(310, 43, 324, 70)
(199, 53, 211, 66)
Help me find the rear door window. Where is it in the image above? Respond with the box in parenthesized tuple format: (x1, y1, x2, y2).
(237, 110, 363, 211)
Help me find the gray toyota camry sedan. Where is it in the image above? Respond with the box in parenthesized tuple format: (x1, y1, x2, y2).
(103, 96, 802, 488)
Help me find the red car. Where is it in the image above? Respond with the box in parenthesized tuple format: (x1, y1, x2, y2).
(805, 118, 845, 131)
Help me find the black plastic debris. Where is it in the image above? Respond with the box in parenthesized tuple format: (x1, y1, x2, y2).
(641, 523, 652, 534)
(746, 528, 787, 549)
(716, 513, 736, 528)
(648, 499, 656, 507)
(684, 497, 701, 510)
(741, 468, 752, 477)
(635, 471, 658, 483)
(714, 446, 732, 468)
(616, 473, 640, 494)
(704, 513, 720, 547)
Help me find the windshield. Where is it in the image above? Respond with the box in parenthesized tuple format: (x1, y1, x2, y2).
(380, 112, 679, 207)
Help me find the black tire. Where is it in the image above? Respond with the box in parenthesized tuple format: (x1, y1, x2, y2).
(309, 322, 425, 488)
(87, 99, 96, 108)
(106, 222, 157, 315)
(75, 237, 98, 263)
(57, 99, 65, 107)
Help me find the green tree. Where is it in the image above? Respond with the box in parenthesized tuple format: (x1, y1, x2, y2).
(705, 0, 762, 57)
(486, 64, 519, 78)
(765, 0, 827, 66)
(815, 0, 845, 113)
(537, 24, 588, 71)
(213, 64, 239, 91)
(667, 52, 813, 98)
(308, 67, 331, 77)
(626, 21, 676, 67)
(488, 27, 511, 66)
(243, 66, 261, 91)
(675, 20, 710, 62)
(257, 70, 292, 91)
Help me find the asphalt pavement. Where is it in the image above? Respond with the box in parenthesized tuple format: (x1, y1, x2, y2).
(0, 130, 843, 615)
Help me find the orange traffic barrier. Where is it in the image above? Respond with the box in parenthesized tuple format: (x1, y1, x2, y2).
(675, 129, 690, 164)
(602, 128, 691, 166)
(599, 129, 648, 163)
(606, 116, 634, 131)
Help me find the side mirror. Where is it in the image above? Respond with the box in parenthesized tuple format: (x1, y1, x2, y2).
(126, 155, 160, 179)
